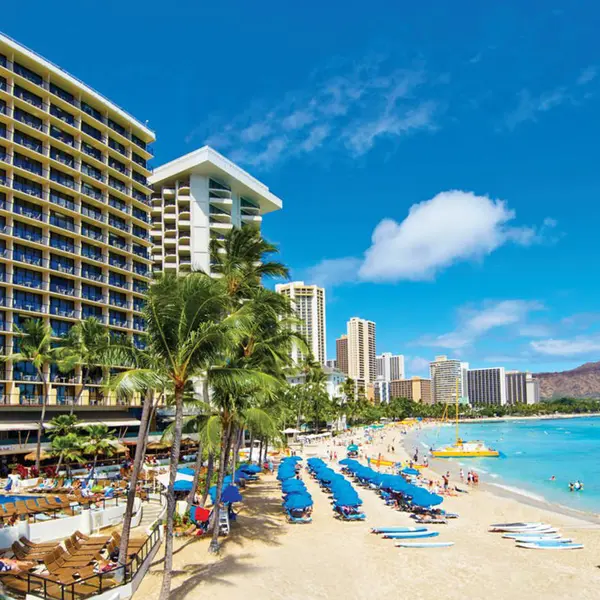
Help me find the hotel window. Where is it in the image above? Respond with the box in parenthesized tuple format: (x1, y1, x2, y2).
(50, 297, 75, 317)
(49, 83, 75, 104)
(50, 167, 75, 189)
(82, 303, 103, 320)
(81, 201, 103, 222)
(108, 137, 126, 156)
(81, 181, 103, 201)
(50, 232, 75, 253)
(14, 85, 43, 109)
(13, 244, 43, 267)
(50, 210, 75, 232)
(132, 207, 148, 222)
(13, 267, 42, 289)
(81, 242, 103, 262)
(13, 175, 43, 198)
(50, 254, 74, 274)
(82, 222, 103, 241)
(50, 320, 72, 338)
(50, 104, 75, 126)
(50, 188, 75, 211)
(81, 121, 102, 141)
(109, 195, 127, 213)
(131, 134, 146, 151)
(14, 129, 44, 154)
(14, 221, 42, 243)
(50, 275, 75, 296)
(13, 290, 43, 312)
(51, 146, 75, 168)
(81, 101, 103, 122)
(109, 234, 127, 250)
(81, 262, 102, 281)
(13, 197, 43, 220)
(81, 140, 103, 161)
(132, 152, 146, 169)
(50, 124, 74, 146)
(14, 62, 43, 86)
(107, 118, 127, 137)
(108, 156, 127, 175)
(82, 161, 103, 181)
(14, 152, 43, 175)
(82, 283, 103, 302)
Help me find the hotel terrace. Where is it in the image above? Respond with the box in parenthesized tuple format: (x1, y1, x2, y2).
(0, 33, 155, 449)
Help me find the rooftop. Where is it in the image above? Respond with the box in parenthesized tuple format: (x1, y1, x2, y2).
(0, 32, 155, 141)
(149, 146, 283, 214)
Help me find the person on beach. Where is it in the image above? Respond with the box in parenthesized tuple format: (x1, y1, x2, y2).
(459, 468, 464, 481)
(467, 471, 472, 485)
(472, 472, 479, 485)
(0, 558, 35, 574)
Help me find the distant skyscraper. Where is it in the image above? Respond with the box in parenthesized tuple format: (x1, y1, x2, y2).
(336, 335, 348, 375)
(467, 367, 507, 406)
(275, 281, 326, 365)
(376, 353, 405, 381)
(325, 359, 337, 369)
(347, 317, 377, 385)
(430, 355, 469, 404)
(390, 378, 433, 404)
(506, 371, 540, 405)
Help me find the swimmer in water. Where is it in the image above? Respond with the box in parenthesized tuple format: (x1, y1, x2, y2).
(549, 475, 556, 481)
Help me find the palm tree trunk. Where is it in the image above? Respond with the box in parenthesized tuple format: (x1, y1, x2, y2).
(229, 426, 241, 475)
(118, 391, 153, 570)
(55, 452, 64, 475)
(258, 438, 263, 466)
(70, 368, 87, 416)
(186, 443, 203, 510)
(35, 372, 49, 473)
(209, 417, 233, 554)
(201, 452, 214, 506)
(247, 431, 254, 463)
(158, 386, 185, 600)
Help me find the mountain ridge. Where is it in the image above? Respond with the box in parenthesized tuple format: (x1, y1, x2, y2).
(535, 361, 600, 399)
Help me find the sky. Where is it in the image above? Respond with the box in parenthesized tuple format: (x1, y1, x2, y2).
(4, 1, 600, 376)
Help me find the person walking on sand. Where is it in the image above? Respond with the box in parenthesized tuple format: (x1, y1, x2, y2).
(467, 471, 472, 485)
(459, 468, 464, 482)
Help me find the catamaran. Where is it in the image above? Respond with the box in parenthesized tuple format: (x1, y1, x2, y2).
(431, 379, 499, 458)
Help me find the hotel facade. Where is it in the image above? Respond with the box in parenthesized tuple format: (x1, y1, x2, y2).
(0, 34, 154, 449)
(275, 281, 326, 365)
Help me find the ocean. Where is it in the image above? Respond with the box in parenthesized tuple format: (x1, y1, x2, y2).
(413, 416, 600, 514)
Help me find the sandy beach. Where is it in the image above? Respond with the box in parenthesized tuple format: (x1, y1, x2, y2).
(135, 425, 600, 600)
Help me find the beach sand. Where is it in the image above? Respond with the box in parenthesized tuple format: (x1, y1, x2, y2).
(134, 426, 600, 600)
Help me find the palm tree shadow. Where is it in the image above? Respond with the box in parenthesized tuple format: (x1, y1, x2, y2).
(169, 554, 260, 600)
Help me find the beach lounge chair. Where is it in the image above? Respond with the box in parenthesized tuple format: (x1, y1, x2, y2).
(20, 537, 57, 551)
(286, 510, 312, 524)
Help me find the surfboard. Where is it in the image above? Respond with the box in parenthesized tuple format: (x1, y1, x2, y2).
(384, 531, 439, 539)
(371, 526, 427, 534)
(516, 542, 583, 550)
(395, 541, 454, 548)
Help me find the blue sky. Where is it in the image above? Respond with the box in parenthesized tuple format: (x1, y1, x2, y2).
(4, 1, 600, 375)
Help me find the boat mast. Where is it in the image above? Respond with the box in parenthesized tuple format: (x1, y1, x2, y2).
(455, 377, 460, 443)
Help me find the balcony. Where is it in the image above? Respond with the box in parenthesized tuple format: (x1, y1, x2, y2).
(50, 104, 76, 127)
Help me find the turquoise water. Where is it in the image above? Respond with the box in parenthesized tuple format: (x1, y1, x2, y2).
(414, 416, 600, 514)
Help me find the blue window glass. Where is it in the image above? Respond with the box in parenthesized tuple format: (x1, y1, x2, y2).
(50, 297, 74, 317)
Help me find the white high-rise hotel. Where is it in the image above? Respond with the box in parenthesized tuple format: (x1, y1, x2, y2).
(149, 146, 282, 274)
(347, 317, 376, 386)
(376, 352, 405, 381)
(430, 355, 469, 404)
(275, 281, 326, 365)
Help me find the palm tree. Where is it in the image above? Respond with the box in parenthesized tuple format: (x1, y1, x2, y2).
(83, 424, 117, 472)
(58, 318, 110, 414)
(3, 319, 58, 472)
(111, 272, 234, 600)
(49, 433, 82, 478)
(47, 414, 80, 473)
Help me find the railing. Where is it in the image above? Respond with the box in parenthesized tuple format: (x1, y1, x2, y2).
(21, 522, 161, 600)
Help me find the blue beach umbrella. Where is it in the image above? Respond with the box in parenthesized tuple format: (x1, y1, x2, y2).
(283, 494, 313, 510)
(347, 444, 359, 452)
(402, 467, 420, 476)
(222, 485, 243, 503)
(173, 480, 193, 492)
(240, 464, 262, 474)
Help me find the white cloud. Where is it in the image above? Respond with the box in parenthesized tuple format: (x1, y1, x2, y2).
(419, 300, 543, 350)
(577, 66, 597, 85)
(504, 88, 568, 130)
(531, 337, 600, 356)
(518, 324, 551, 337)
(408, 356, 431, 375)
(307, 190, 554, 287)
(188, 58, 438, 168)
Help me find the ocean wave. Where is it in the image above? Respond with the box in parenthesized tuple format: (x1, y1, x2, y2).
(489, 483, 546, 503)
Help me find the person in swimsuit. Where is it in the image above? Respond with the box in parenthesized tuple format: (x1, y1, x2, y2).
(0, 558, 35, 573)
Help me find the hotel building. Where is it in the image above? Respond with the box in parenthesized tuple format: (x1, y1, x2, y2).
(275, 281, 326, 365)
(336, 334, 348, 375)
(389, 377, 433, 404)
(148, 146, 282, 275)
(0, 34, 154, 450)
(429, 355, 469, 404)
(466, 367, 507, 406)
(376, 352, 405, 381)
(347, 317, 376, 386)
(506, 371, 540, 405)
